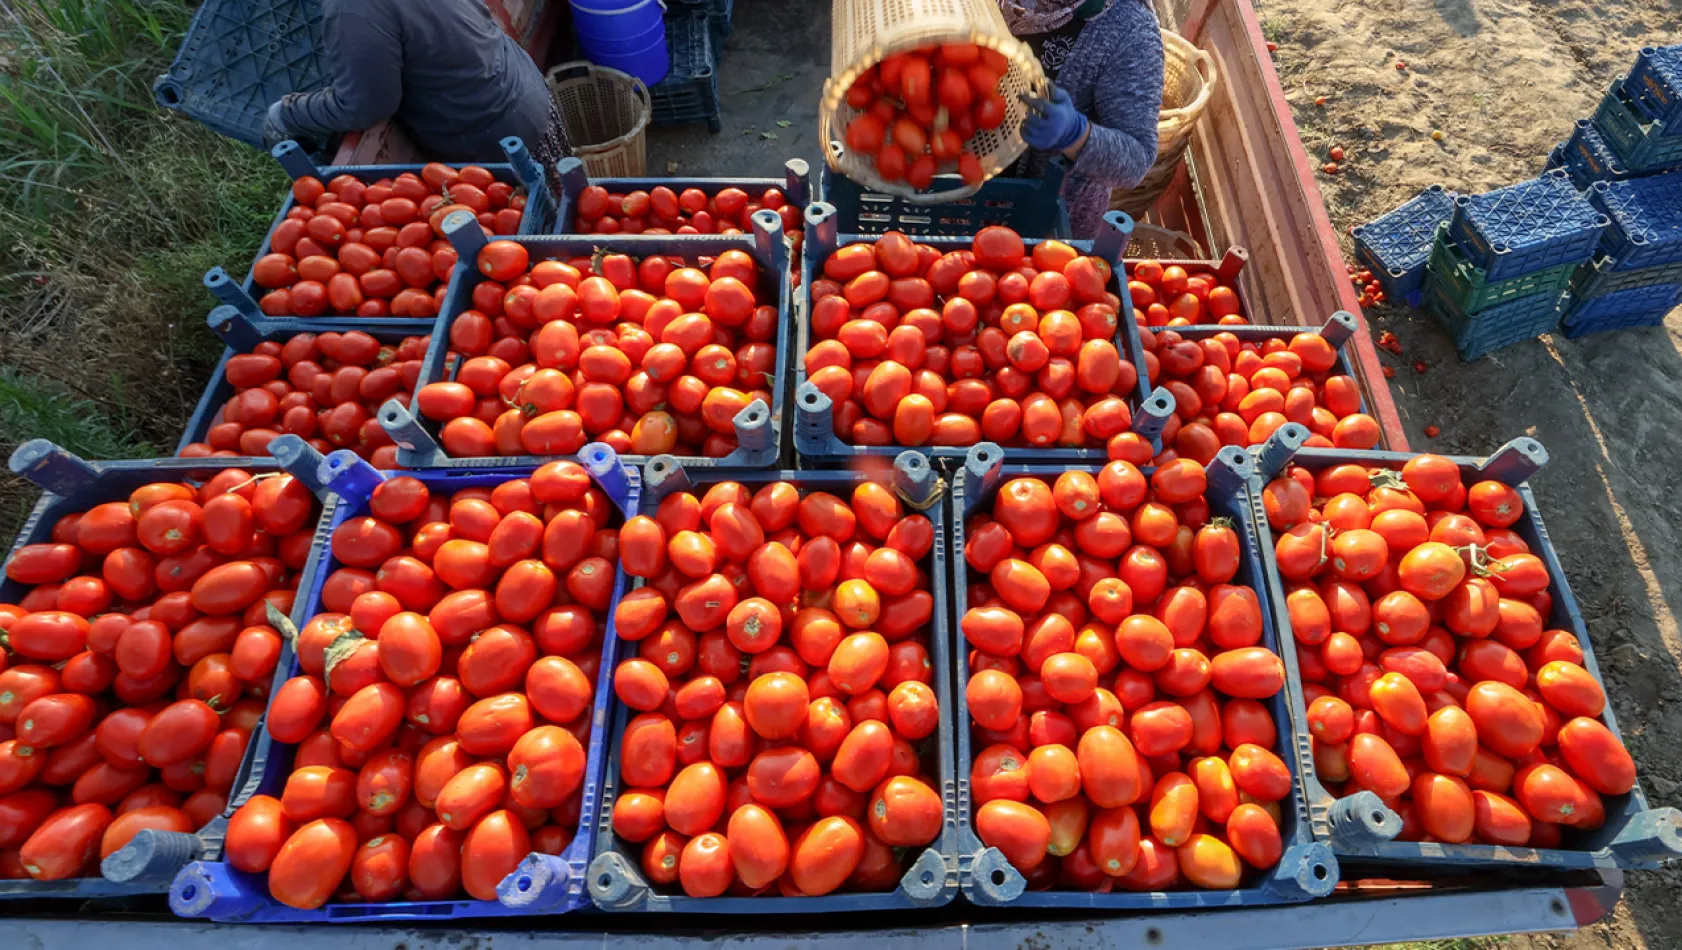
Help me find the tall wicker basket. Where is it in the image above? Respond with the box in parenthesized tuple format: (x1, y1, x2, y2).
(548, 61, 652, 178)
(1109, 30, 1217, 220)
(820, 0, 1048, 203)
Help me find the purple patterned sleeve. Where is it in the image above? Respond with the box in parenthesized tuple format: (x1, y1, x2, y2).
(1055, 0, 1166, 237)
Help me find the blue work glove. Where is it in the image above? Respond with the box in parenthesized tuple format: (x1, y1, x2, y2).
(262, 99, 292, 149)
(1020, 86, 1089, 152)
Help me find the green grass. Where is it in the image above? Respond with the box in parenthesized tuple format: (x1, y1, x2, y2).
(0, 0, 287, 540)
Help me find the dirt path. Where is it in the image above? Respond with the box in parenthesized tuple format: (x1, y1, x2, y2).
(1252, 0, 1682, 946)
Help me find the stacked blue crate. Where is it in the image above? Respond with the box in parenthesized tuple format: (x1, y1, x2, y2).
(1352, 184, 1457, 306)
(649, 10, 721, 133)
(1421, 170, 1606, 358)
(1622, 44, 1682, 128)
(1563, 173, 1682, 335)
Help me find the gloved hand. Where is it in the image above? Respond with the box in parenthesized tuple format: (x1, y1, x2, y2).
(1020, 86, 1089, 152)
(262, 99, 293, 149)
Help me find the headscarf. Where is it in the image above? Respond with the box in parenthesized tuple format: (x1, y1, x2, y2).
(996, 0, 1092, 35)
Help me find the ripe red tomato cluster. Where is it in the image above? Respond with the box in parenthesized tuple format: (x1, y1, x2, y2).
(252, 162, 527, 319)
(0, 473, 321, 882)
(1127, 260, 1246, 328)
(1140, 329, 1381, 460)
(607, 480, 943, 898)
(221, 465, 616, 909)
(843, 43, 1011, 188)
(180, 331, 431, 466)
(1268, 455, 1636, 846)
(961, 464, 1292, 891)
(571, 185, 801, 244)
(412, 240, 777, 460)
(806, 227, 1142, 450)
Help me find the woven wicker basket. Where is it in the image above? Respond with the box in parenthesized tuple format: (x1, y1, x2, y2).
(821, 0, 1048, 204)
(1110, 30, 1217, 220)
(548, 61, 652, 178)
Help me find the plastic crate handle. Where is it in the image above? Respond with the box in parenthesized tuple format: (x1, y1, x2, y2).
(203, 267, 263, 321)
(8, 440, 101, 496)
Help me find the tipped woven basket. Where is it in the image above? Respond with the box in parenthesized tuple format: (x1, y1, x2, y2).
(821, 0, 1049, 204)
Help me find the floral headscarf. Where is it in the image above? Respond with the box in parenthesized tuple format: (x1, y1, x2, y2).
(997, 0, 1093, 34)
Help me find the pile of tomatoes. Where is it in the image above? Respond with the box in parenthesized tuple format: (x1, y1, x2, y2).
(1268, 455, 1637, 847)
(841, 43, 1013, 188)
(606, 480, 944, 898)
(961, 462, 1292, 891)
(219, 466, 616, 909)
(1126, 260, 1247, 328)
(180, 331, 431, 466)
(570, 185, 802, 242)
(806, 227, 1144, 451)
(0, 472, 321, 882)
(1139, 328, 1382, 461)
(412, 240, 777, 461)
(251, 163, 528, 319)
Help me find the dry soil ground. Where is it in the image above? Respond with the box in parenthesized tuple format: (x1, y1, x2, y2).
(651, 0, 1682, 946)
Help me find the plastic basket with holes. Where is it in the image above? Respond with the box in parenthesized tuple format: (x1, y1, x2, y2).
(168, 444, 637, 922)
(1623, 44, 1682, 127)
(1587, 175, 1682, 272)
(793, 206, 1169, 463)
(819, 0, 1046, 203)
(1560, 119, 1637, 189)
(951, 443, 1340, 908)
(649, 10, 721, 134)
(1561, 282, 1682, 339)
(586, 454, 961, 913)
(548, 62, 652, 179)
(152, 0, 327, 148)
(1446, 171, 1608, 283)
(1591, 84, 1682, 174)
(1353, 185, 1457, 305)
(1247, 425, 1682, 872)
(1423, 276, 1567, 362)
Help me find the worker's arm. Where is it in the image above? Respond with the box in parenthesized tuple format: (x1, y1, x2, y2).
(278, 2, 404, 136)
(1065, 3, 1164, 190)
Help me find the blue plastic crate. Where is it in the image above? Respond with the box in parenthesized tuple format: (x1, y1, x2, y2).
(1423, 276, 1568, 362)
(671, 0, 733, 45)
(203, 138, 554, 325)
(793, 206, 1169, 464)
(1623, 44, 1682, 127)
(1563, 282, 1682, 337)
(1352, 185, 1458, 302)
(380, 208, 792, 471)
(152, 0, 327, 148)
(649, 11, 720, 134)
(585, 454, 960, 912)
(1560, 119, 1634, 188)
(1447, 170, 1608, 283)
(1571, 255, 1682, 299)
(168, 444, 638, 922)
(178, 307, 436, 460)
(552, 156, 811, 234)
(819, 163, 1072, 239)
(950, 444, 1339, 907)
(1591, 84, 1682, 173)
(0, 441, 332, 899)
(1164, 312, 1370, 419)
(1587, 175, 1682, 271)
(1247, 426, 1682, 871)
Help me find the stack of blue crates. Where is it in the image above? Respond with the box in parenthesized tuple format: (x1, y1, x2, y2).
(1352, 184, 1457, 306)
(1562, 173, 1682, 336)
(1551, 44, 1682, 187)
(649, 6, 730, 133)
(1421, 170, 1604, 359)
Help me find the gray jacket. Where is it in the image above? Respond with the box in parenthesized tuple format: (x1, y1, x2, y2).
(280, 0, 551, 161)
(1043, 0, 1165, 238)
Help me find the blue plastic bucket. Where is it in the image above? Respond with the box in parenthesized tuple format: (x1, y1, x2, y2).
(582, 26, 669, 87)
(571, 0, 662, 43)
(578, 14, 663, 54)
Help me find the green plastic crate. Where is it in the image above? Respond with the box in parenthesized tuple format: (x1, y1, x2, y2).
(1427, 226, 1578, 314)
